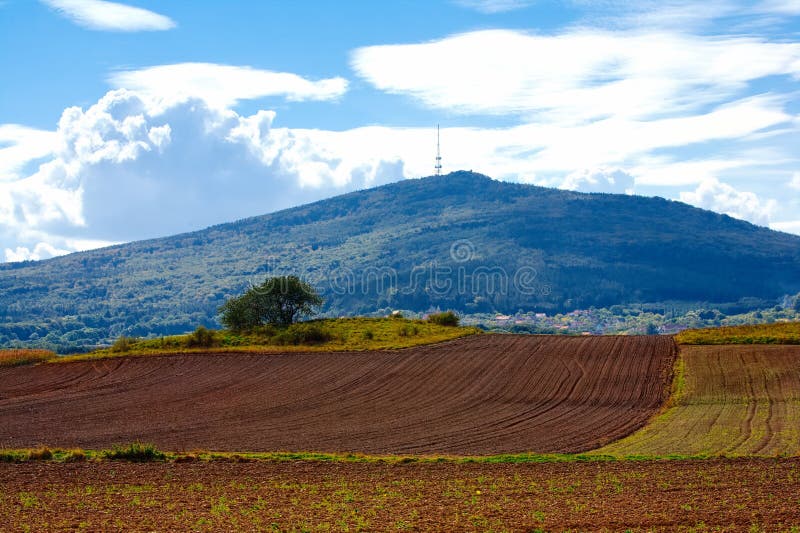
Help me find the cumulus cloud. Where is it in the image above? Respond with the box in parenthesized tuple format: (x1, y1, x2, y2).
(351, 29, 800, 123)
(679, 178, 777, 226)
(560, 168, 635, 194)
(109, 63, 349, 109)
(454, 0, 535, 13)
(0, 89, 413, 261)
(40, 0, 175, 31)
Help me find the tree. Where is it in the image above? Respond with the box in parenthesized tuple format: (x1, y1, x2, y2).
(219, 276, 323, 330)
(427, 310, 460, 327)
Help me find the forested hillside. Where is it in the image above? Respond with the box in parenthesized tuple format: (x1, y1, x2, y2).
(2, 171, 799, 351)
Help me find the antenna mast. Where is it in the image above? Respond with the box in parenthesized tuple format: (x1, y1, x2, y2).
(435, 124, 442, 176)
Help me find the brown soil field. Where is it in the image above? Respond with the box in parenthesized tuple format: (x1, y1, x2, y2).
(2, 458, 798, 531)
(598, 344, 800, 456)
(0, 335, 675, 455)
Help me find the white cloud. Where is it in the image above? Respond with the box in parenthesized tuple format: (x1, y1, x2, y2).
(789, 171, 800, 190)
(109, 63, 349, 109)
(454, 0, 535, 13)
(631, 158, 756, 187)
(2, 237, 118, 262)
(40, 0, 175, 31)
(525, 95, 788, 177)
(560, 167, 635, 194)
(351, 29, 800, 123)
(4, 242, 70, 262)
(770, 220, 800, 235)
(0, 125, 58, 181)
(679, 178, 777, 226)
(0, 89, 409, 261)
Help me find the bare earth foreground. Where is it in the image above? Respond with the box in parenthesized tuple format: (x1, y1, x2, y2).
(0, 335, 675, 454)
(1, 459, 799, 531)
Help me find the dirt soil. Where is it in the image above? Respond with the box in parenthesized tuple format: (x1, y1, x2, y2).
(1, 458, 798, 531)
(0, 335, 675, 454)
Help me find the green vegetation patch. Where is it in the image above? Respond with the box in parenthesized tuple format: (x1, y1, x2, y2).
(0, 444, 740, 465)
(102, 443, 166, 462)
(55, 317, 480, 363)
(676, 321, 800, 344)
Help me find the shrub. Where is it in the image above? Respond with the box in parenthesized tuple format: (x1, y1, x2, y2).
(26, 447, 53, 461)
(250, 324, 278, 338)
(184, 326, 217, 348)
(111, 336, 138, 353)
(427, 311, 460, 327)
(398, 324, 419, 337)
(273, 323, 332, 345)
(64, 449, 86, 462)
(0, 450, 26, 463)
(362, 329, 374, 340)
(104, 442, 165, 462)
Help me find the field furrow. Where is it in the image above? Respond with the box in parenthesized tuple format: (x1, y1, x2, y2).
(0, 335, 675, 455)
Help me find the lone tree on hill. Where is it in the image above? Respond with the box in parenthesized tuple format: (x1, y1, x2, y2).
(219, 275, 323, 330)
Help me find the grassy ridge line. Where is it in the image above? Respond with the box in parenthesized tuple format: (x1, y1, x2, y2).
(3, 445, 790, 465)
(676, 321, 800, 345)
(52, 338, 475, 364)
(0, 349, 57, 367)
(53, 318, 481, 364)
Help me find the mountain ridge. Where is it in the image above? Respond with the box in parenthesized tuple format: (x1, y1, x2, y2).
(1, 170, 799, 350)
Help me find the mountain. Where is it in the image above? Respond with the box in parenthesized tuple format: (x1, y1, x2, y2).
(2, 171, 799, 351)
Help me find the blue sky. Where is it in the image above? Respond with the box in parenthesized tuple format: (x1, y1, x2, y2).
(1, 0, 799, 261)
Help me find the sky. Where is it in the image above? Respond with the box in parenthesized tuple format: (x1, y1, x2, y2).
(1, 0, 799, 262)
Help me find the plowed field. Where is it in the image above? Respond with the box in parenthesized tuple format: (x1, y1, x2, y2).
(2, 459, 799, 531)
(0, 335, 675, 455)
(597, 345, 800, 456)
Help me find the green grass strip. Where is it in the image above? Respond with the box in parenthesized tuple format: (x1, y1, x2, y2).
(1, 445, 795, 465)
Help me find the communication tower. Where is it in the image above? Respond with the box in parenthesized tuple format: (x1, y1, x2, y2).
(435, 124, 442, 176)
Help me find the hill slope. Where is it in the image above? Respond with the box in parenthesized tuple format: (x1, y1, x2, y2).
(1, 171, 799, 349)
